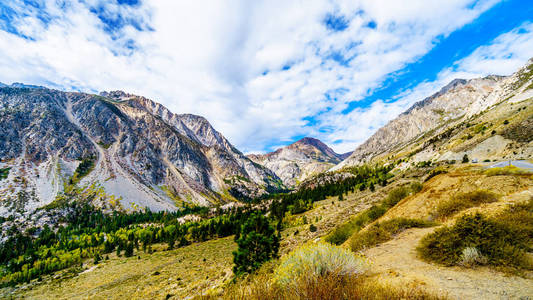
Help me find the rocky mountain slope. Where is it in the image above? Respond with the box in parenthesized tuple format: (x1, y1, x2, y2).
(335, 58, 533, 169)
(0, 88, 282, 217)
(247, 137, 350, 186)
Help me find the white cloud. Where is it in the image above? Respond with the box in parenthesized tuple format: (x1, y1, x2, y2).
(0, 0, 523, 154)
(442, 22, 533, 78)
(326, 21, 533, 153)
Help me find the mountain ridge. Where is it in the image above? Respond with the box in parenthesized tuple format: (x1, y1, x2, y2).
(335, 58, 533, 169)
(247, 137, 350, 187)
(0, 87, 283, 217)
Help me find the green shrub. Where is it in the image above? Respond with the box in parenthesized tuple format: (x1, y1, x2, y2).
(273, 242, 368, 286)
(350, 218, 435, 252)
(324, 220, 360, 245)
(309, 224, 317, 232)
(417, 211, 532, 269)
(325, 185, 414, 246)
(410, 182, 423, 193)
(436, 190, 499, 218)
(484, 165, 532, 176)
(425, 169, 447, 182)
(365, 205, 387, 221)
(383, 187, 410, 208)
(0, 167, 10, 180)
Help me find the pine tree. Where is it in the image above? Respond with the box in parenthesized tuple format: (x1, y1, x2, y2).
(232, 212, 279, 276)
(125, 242, 134, 257)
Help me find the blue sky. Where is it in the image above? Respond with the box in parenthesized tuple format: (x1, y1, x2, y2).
(0, 0, 532, 154)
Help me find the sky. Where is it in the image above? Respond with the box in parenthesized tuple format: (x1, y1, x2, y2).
(0, 0, 532, 154)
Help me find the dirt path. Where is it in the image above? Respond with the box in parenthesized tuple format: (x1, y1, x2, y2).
(364, 227, 533, 299)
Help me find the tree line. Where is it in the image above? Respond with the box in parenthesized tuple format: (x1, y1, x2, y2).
(0, 164, 393, 285)
(0, 203, 255, 286)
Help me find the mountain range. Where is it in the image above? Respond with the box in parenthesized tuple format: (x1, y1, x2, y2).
(1, 59, 532, 217)
(0, 89, 283, 216)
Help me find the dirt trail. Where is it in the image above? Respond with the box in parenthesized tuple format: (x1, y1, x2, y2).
(364, 227, 533, 300)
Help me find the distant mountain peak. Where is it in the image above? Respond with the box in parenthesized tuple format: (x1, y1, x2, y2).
(247, 137, 344, 186)
(0, 82, 45, 89)
(295, 136, 322, 144)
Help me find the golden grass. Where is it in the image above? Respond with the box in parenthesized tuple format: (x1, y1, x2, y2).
(350, 218, 436, 252)
(376, 172, 532, 222)
(484, 165, 532, 176)
(418, 199, 533, 271)
(435, 190, 499, 219)
(11, 237, 236, 300)
(205, 272, 447, 300)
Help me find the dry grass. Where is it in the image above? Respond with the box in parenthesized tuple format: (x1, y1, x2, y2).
(324, 185, 416, 245)
(435, 190, 499, 218)
(196, 241, 447, 300)
(206, 272, 447, 300)
(9, 237, 236, 300)
(350, 218, 436, 252)
(485, 165, 532, 176)
(418, 198, 533, 271)
(379, 172, 531, 221)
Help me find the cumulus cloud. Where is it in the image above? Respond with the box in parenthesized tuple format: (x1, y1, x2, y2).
(0, 0, 526, 154)
(440, 22, 533, 79)
(326, 21, 533, 153)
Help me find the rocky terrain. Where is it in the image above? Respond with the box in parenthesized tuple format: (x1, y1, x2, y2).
(247, 137, 350, 187)
(0, 88, 283, 217)
(1, 60, 532, 300)
(335, 59, 533, 169)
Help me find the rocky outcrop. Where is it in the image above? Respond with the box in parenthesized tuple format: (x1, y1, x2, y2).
(0, 87, 282, 216)
(248, 137, 348, 187)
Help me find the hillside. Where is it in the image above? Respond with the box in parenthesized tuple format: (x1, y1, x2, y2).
(248, 137, 350, 187)
(0, 87, 283, 217)
(1, 51, 532, 300)
(336, 59, 533, 169)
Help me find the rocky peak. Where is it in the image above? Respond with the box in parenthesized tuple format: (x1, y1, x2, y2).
(99, 90, 134, 100)
(286, 137, 342, 162)
(0, 86, 283, 217)
(248, 137, 344, 187)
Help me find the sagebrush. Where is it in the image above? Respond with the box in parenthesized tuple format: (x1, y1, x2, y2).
(418, 200, 533, 270)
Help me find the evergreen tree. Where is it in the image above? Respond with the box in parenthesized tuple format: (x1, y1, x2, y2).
(93, 253, 101, 264)
(232, 212, 279, 276)
(125, 242, 134, 257)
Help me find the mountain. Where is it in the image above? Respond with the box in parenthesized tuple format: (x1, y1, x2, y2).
(335, 58, 533, 169)
(0, 82, 44, 89)
(0, 87, 283, 217)
(248, 137, 350, 186)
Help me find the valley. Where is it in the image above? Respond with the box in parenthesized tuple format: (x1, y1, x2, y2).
(0, 59, 532, 299)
